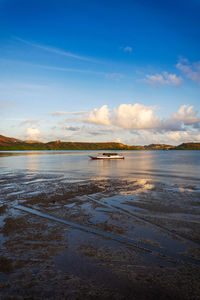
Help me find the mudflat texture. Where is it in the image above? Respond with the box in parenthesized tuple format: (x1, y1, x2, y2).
(0, 171, 200, 299)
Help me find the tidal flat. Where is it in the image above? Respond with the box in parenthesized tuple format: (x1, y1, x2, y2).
(0, 169, 200, 299)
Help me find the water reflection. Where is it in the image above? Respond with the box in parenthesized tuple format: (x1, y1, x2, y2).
(0, 151, 199, 183)
(25, 153, 40, 171)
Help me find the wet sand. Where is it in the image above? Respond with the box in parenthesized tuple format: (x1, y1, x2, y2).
(0, 171, 200, 299)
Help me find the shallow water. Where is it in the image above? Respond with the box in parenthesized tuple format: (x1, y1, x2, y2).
(0, 150, 200, 299)
(0, 150, 200, 184)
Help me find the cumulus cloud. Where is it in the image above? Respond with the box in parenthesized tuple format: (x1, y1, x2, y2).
(176, 58, 200, 84)
(112, 104, 160, 129)
(25, 127, 41, 139)
(87, 105, 110, 125)
(85, 103, 200, 133)
(50, 103, 199, 145)
(144, 72, 183, 87)
(173, 105, 200, 125)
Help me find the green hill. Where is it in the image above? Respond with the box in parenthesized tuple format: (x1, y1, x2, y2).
(0, 135, 140, 150)
(173, 143, 200, 150)
(0, 134, 200, 150)
(143, 144, 174, 150)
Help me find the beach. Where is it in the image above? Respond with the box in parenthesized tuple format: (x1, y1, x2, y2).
(0, 151, 200, 299)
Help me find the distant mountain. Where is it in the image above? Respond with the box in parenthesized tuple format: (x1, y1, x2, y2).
(0, 134, 200, 150)
(143, 144, 174, 150)
(173, 143, 200, 150)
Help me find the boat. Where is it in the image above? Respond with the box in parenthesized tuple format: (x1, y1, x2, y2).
(89, 153, 124, 160)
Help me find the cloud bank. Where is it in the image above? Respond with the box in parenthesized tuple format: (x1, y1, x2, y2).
(85, 104, 200, 132)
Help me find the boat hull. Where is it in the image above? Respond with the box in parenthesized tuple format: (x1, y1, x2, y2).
(89, 156, 124, 160)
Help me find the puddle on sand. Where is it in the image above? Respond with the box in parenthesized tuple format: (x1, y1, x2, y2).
(23, 178, 49, 185)
(1, 171, 200, 299)
(64, 203, 76, 208)
(85, 194, 200, 261)
(27, 191, 40, 196)
(7, 190, 25, 196)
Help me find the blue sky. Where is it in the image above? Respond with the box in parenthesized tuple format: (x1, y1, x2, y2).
(0, 0, 200, 145)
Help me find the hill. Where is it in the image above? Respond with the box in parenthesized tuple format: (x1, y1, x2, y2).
(0, 134, 200, 150)
(0, 134, 140, 151)
(173, 143, 200, 150)
(0, 135, 21, 145)
(143, 144, 174, 150)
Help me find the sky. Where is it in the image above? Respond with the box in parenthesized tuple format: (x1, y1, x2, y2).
(0, 0, 200, 145)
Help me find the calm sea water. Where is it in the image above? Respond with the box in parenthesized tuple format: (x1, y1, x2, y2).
(0, 150, 199, 184)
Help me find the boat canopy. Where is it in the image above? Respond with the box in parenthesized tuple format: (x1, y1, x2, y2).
(102, 153, 118, 156)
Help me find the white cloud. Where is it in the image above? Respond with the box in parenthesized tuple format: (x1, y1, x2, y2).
(85, 103, 200, 133)
(128, 129, 200, 146)
(87, 105, 110, 125)
(165, 130, 200, 143)
(112, 104, 160, 129)
(173, 105, 200, 125)
(25, 127, 41, 140)
(123, 46, 132, 53)
(144, 72, 182, 87)
(176, 58, 200, 84)
(31, 103, 199, 145)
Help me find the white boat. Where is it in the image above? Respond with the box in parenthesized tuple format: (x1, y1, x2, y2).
(89, 153, 124, 160)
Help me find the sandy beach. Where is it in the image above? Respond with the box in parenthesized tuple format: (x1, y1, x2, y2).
(0, 167, 200, 299)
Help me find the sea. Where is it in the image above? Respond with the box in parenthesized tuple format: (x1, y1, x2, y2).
(0, 150, 199, 185)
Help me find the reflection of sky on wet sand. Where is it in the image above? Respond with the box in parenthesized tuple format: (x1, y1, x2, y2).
(119, 179, 154, 195)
